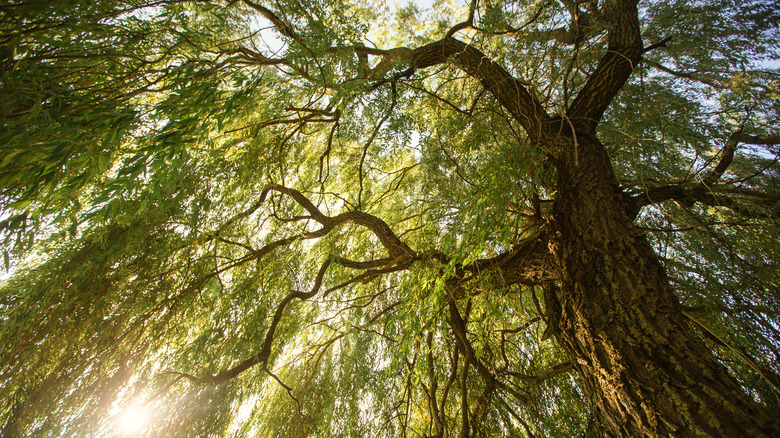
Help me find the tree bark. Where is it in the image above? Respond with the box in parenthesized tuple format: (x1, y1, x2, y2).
(546, 126, 780, 436)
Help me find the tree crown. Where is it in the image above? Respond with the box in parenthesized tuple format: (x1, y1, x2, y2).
(1, 0, 778, 436)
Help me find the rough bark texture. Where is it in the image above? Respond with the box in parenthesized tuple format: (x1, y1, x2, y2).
(547, 126, 780, 436)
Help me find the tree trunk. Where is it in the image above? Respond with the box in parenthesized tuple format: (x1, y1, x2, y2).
(546, 127, 780, 436)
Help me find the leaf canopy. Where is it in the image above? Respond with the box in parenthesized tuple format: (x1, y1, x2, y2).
(1, 0, 779, 436)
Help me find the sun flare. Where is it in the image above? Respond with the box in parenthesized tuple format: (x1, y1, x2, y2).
(116, 406, 148, 434)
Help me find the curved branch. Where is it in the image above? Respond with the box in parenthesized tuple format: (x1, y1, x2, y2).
(568, 0, 642, 129)
(443, 0, 477, 39)
(355, 37, 550, 139)
(206, 259, 332, 384)
(178, 185, 420, 385)
(236, 3, 550, 140)
(265, 184, 414, 258)
(447, 298, 530, 405)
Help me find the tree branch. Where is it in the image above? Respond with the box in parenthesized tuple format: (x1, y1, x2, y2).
(703, 131, 741, 186)
(332, 256, 393, 269)
(447, 298, 530, 405)
(466, 229, 557, 286)
(265, 184, 414, 258)
(643, 59, 725, 89)
(240, 0, 301, 42)
(504, 361, 573, 386)
(206, 259, 332, 384)
(568, 0, 642, 129)
(642, 36, 672, 53)
(176, 184, 422, 385)
(632, 185, 780, 218)
(733, 134, 780, 145)
(357, 37, 550, 140)
(412, 38, 551, 140)
(632, 131, 780, 216)
(233, 4, 551, 141)
(443, 0, 477, 39)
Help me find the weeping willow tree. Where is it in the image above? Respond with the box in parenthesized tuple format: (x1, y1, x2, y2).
(1, 0, 779, 436)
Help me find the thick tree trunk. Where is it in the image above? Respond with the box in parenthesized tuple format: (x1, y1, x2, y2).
(546, 127, 780, 436)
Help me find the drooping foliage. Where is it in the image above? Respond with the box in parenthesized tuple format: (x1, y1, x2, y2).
(1, 0, 778, 436)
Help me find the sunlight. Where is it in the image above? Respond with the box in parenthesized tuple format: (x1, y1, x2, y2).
(116, 406, 148, 435)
